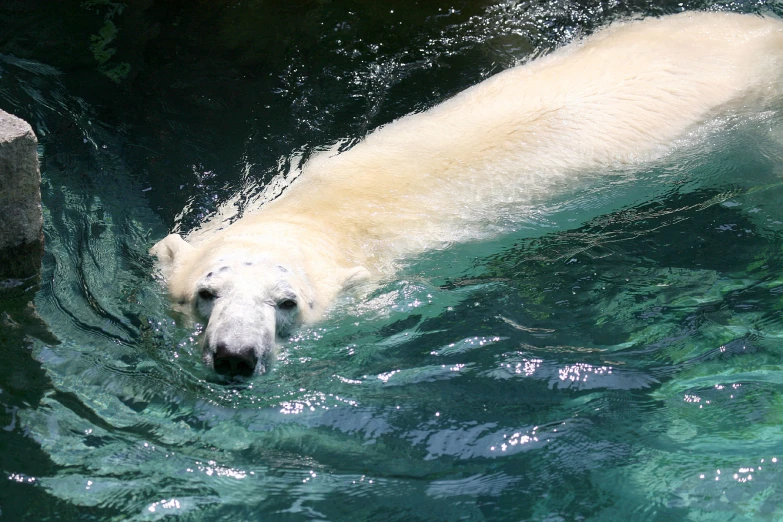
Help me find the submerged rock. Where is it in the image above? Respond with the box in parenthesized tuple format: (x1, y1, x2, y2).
(0, 110, 42, 278)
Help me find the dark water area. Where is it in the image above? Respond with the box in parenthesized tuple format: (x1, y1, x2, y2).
(3, 0, 783, 520)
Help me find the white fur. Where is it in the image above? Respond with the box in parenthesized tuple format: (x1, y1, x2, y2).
(152, 12, 783, 374)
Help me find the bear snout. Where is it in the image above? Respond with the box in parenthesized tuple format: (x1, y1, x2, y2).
(212, 342, 259, 377)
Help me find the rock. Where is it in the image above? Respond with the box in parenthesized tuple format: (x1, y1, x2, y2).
(0, 110, 43, 278)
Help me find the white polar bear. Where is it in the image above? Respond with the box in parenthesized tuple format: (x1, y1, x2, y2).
(152, 11, 783, 377)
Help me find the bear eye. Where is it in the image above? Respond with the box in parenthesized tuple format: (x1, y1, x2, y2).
(278, 299, 297, 310)
(198, 289, 217, 301)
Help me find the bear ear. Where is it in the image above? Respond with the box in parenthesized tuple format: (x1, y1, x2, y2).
(150, 234, 194, 278)
(339, 266, 371, 290)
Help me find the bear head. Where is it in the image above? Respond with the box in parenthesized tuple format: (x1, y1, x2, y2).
(151, 233, 368, 378)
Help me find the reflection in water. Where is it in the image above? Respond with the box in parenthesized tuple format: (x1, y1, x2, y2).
(2, 0, 783, 520)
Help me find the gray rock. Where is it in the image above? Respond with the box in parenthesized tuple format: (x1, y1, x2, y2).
(0, 110, 43, 278)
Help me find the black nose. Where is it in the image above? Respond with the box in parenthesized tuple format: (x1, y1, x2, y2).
(213, 343, 258, 377)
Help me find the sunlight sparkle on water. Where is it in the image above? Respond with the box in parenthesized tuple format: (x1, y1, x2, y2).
(302, 470, 318, 483)
(148, 498, 182, 513)
(378, 369, 401, 383)
(699, 458, 778, 483)
(279, 391, 348, 414)
(558, 362, 612, 383)
(191, 460, 248, 480)
(334, 374, 362, 385)
(504, 358, 542, 376)
(490, 429, 540, 452)
(8, 473, 36, 484)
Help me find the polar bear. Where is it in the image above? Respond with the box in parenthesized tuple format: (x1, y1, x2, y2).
(152, 11, 783, 377)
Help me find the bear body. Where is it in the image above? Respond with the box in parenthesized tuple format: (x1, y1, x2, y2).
(152, 12, 783, 376)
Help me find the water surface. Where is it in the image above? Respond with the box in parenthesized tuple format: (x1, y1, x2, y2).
(2, 0, 783, 520)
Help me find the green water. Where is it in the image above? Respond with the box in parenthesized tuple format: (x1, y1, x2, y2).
(3, 0, 783, 520)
